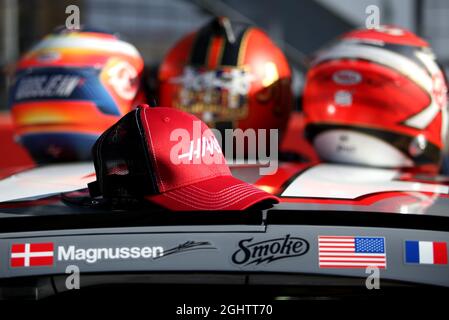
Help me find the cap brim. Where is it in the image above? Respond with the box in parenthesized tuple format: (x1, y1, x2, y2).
(145, 175, 279, 211)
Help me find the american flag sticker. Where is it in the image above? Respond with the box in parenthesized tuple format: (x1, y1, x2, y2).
(10, 243, 54, 268)
(318, 236, 387, 269)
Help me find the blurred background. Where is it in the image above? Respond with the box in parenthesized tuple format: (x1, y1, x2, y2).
(0, 0, 448, 110)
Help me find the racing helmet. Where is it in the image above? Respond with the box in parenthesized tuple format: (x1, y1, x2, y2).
(158, 17, 293, 138)
(8, 27, 145, 163)
(303, 26, 448, 173)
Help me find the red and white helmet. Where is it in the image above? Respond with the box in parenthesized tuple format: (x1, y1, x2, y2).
(303, 26, 448, 173)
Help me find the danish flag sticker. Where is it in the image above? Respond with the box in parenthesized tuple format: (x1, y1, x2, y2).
(10, 243, 54, 268)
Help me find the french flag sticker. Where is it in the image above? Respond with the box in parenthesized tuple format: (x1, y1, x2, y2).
(405, 241, 448, 265)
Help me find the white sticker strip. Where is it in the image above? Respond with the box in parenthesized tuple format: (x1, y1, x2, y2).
(281, 164, 449, 199)
(0, 163, 95, 202)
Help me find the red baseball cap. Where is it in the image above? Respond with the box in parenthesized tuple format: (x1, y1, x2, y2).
(88, 104, 278, 210)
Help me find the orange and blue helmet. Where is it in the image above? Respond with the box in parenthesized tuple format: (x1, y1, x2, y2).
(8, 27, 146, 163)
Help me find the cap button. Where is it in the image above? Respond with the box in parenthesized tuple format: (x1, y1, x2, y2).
(163, 117, 170, 123)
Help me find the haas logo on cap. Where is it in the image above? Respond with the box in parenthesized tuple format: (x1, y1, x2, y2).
(170, 120, 224, 165)
(178, 135, 222, 162)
